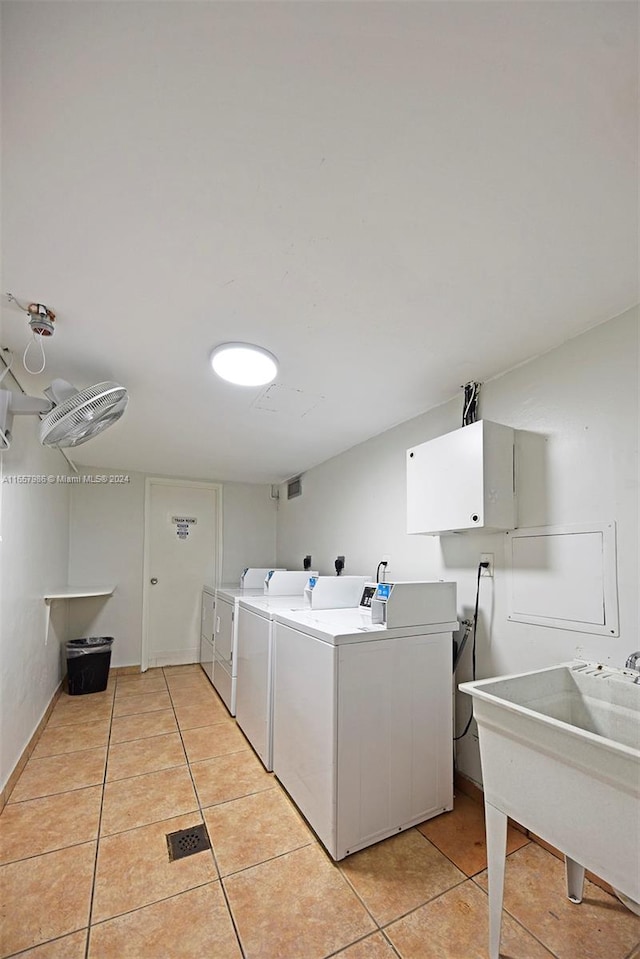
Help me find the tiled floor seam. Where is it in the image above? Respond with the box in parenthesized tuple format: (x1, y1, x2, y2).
(413, 813, 533, 878)
(106, 756, 187, 785)
(3, 927, 88, 959)
(165, 666, 248, 959)
(84, 681, 117, 959)
(332, 863, 385, 931)
(217, 838, 316, 880)
(322, 929, 403, 959)
(371, 872, 473, 932)
(467, 874, 563, 959)
(86, 878, 220, 929)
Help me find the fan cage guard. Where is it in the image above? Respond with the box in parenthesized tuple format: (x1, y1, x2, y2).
(40, 381, 128, 448)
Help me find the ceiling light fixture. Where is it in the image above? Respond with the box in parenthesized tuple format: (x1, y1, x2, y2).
(210, 343, 278, 387)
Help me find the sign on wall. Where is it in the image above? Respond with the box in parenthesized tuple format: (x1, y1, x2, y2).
(171, 516, 198, 540)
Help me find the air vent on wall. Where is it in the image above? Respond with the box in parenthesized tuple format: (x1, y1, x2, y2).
(287, 476, 302, 500)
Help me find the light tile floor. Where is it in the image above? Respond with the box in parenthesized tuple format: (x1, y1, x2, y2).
(0, 666, 638, 959)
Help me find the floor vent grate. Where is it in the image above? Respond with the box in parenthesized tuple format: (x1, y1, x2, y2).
(166, 823, 211, 861)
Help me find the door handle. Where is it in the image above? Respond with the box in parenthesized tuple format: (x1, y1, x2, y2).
(150, 577, 158, 585)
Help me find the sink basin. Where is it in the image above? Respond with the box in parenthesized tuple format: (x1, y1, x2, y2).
(460, 661, 640, 959)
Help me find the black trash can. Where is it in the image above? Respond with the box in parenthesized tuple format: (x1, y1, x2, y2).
(66, 637, 114, 695)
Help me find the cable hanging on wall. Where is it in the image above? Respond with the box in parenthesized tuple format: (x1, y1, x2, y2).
(461, 381, 481, 427)
(6, 292, 56, 374)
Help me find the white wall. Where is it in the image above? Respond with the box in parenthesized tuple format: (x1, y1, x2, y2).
(276, 307, 639, 784)
(0, 382, 71, 793)
(220, 483, 278, 584)
(68, 471, 276, 667)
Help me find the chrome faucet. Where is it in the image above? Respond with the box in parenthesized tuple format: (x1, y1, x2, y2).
(625, 651, 640, 681)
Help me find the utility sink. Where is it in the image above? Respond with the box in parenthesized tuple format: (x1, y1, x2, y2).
(460, 661, 640, 959)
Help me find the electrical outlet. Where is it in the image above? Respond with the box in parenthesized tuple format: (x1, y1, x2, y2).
(480, 553, 494, 577)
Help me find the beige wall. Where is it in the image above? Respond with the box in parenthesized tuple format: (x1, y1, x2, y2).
(275, 307, 639, 784)
(0, 378, 71, 792)
(68, 471, 277, 666)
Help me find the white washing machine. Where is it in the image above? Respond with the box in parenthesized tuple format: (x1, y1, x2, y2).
(214, 571, 317, 715)
(199, 586, 216, 683)
(213, 587, 264, 714)
(272, 581, 458, 860)
(236, 577, 366, 770)
(236, 594, 308, 770)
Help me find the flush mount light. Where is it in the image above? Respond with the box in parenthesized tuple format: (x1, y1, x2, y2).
(210, 342, 278, 387)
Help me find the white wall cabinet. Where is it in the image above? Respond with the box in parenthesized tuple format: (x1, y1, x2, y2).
(407, 420, 516, 535)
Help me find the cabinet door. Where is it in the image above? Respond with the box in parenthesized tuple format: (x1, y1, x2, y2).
(215, 598, 234, 666)
(201, 591, 215, 642)
(200, 634, 214, 681)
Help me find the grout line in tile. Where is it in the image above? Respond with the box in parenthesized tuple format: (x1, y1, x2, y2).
(0, 834, 100, 868)
(7, 779, 106, 806)
(167, 665, 248, 959)
(372, 873, 471, 932)
(111, 705, 174, 720)
(322, 927, 404, 959)
(411, 819, 469, 870)
(4, 927, 90, 959)
(104, 757, 188, 785)
(107, 726, 180, 747)
(327, 856, 384, 932)
(218, 838, 316, 881)
(84, 680, 117, 959)
(378, 929, 404, 959)
(467, 874, 563, 959)
(194, 781, 275, 810)
(86, 878, 219, 929)
(188, 747, 251, 768)
(15, 743, 107, 766)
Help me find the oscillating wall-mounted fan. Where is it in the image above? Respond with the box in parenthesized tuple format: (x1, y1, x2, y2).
(0, 378, 129, 451)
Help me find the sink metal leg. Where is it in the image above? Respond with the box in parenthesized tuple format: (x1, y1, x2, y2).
(485, 800, 507, 959)
(565, 856, 585, 904)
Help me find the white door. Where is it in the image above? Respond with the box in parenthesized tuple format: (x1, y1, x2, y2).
(144, 480, 220, 668)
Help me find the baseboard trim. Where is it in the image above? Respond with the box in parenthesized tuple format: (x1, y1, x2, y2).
(0, 682, 64, 813)
(454, 771, 614, 896)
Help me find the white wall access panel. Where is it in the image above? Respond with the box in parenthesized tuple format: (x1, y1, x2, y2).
(407, 420, 516, 535)
(272, 623, 452, 860)
(506, 522, 619, 636)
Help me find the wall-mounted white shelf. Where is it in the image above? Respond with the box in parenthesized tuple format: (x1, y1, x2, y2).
(43, 586, 116, 644)
(44, 586, 116, 601)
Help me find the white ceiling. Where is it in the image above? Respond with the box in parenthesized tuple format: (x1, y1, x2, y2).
(2, 1, 638, 483)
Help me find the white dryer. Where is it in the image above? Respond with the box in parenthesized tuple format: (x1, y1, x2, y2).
(272, 581, 458, 860)
(237, 576, 368, 770)
(214, 571, 317, 715)
(213, 587, 264, 714)
(236, 594, 308, 770)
